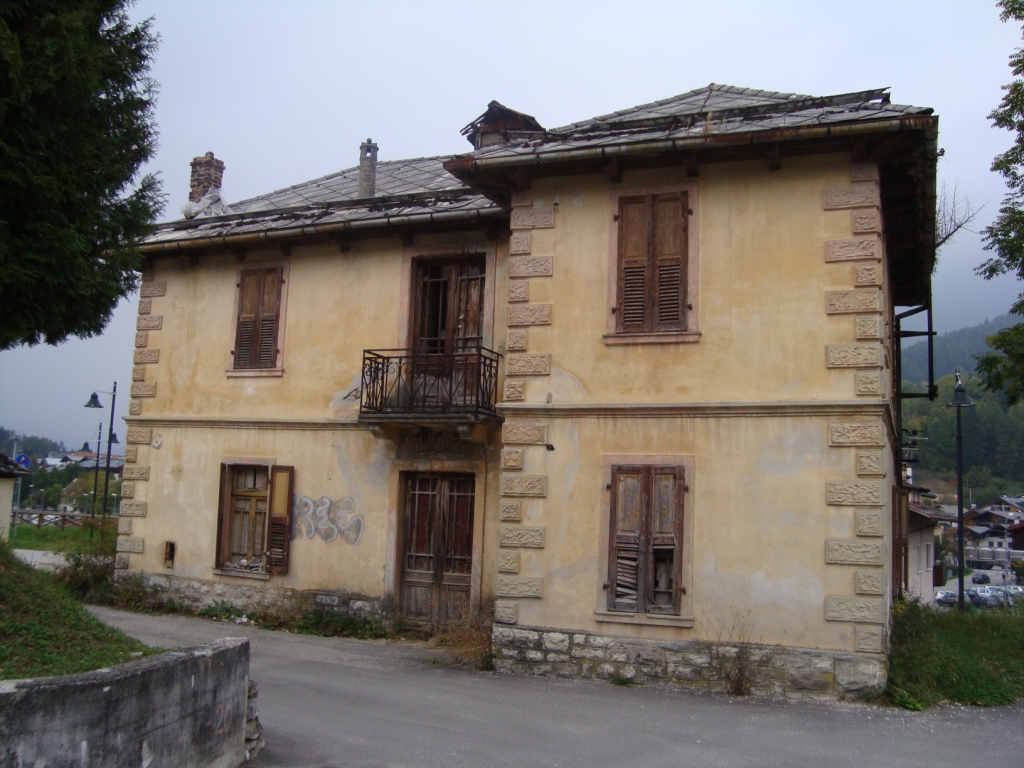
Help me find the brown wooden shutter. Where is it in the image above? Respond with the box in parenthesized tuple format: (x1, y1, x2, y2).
(652, 193, 687, 332)
(234, 266, 282, 369)
(608, 466, 646, 612)
(617, 196, 651, 333)
(266, 465, 294, 574)
(648, 465, 684, 614)
(215, 463, 232, 568)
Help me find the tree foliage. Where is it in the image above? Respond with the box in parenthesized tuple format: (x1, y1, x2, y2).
(0, 0, 163, 350)
(979, 0, 1024, 403)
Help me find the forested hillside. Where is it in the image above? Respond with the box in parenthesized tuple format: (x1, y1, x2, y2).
(0, 427, 64, 458)
(901, 314, 1021, 385)
(902, 374, 1024, 502)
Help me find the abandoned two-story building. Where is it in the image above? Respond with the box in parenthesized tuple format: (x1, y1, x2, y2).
(123, 84, 938, 697)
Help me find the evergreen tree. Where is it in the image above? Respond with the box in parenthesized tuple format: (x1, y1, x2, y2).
(979, 0, 1024, 404)
(0, 0, 163, 349)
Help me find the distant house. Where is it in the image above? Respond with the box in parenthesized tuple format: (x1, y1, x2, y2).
(123, 84, 939, 698)
(905, 484, 953, 601)
(0, 453, 29, 542)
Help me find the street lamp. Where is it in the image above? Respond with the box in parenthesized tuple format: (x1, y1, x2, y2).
(947, 370, 974, 612)
(85, 382, 119, 519)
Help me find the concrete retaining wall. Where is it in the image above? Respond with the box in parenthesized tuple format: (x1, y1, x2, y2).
(0, 638, 249, 768)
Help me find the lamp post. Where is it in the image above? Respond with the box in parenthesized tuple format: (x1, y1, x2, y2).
(85, 382, 119, 522)
(947, 370, 974, 612)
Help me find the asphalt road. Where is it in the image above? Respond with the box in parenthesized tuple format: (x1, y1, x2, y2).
(89, 606, 1024, 768)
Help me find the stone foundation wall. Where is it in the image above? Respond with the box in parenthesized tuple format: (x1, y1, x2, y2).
(122, 571, 384, 619)
(492, 625, 886, 700)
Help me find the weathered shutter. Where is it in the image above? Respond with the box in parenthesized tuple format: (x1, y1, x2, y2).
(648, 465, 684, 614)
(617, 196, 651, 333)
(652, 192, 687, 332)
(266, 465, 294, 574)
(608, 466, 646, 612)
(215, 463, 232, 568)
(234, 266, 282, 369)
(256, 267, 282, 368)
(234, 269, 261, 369)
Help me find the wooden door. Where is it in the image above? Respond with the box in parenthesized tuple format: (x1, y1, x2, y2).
(400, 473, 475, 628)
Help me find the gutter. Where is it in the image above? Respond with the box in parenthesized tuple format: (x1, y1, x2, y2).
(444, 116, 939, 175)
(138, 205, 504, 254)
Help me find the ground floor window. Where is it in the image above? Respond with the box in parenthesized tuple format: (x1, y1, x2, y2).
(607, 464, 685, 615)
(216, 463, 293, 574)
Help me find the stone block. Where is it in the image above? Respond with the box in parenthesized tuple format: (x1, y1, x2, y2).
(509, 255, 553, 278)
(510, 231, 532, 254)
(124, 447, 138, 463)
(855, 570, 885, 595)
(494, 600, 518, 624)
(131, 382, 157, 398)
(508, 281, 529, 303)
(497, 550, 520, 573)
(503, 380, 525, 401)
(825, 236, 880, 262)
(138, 298, 152, 315)
(127, 428, 153, 444)
(510, 190, 532, 209)
(824, 186, 880, 210)
(853, 264, 880, 286)
(502, 447, 524, 470)
(510, 208, 555, 229)
(132, 366, 145, 381)
(501, 475, 547, 497)
(541, 632, 570, 652)
(123, 465, 150, 481)
(129, 400, 143, 415)
(825, 539, 883, 565)
(826, 344, 882, 368)
(855, 508, 884, 536)
(826, 482, 883, 506)
(139, 281, 166, 297)
(117, 518, 132, 535)
(856, 452, 883, 476)
(855, 625, 884, 653)
(499, 524, 545, 548)
(117, 536, 144, 553)
(826, 289, 882, 314)
(120, 501, 148, 517)
(507, 304, 551, 326)
(500, 501, 522, 521)
(852, 209, 882, 234)
(115, 553, 129, 569)
(834, 660, 885, 693)
(506, 354, 550, 376)
(824, 596, 885, 623)
(134, 348, 159, 364)
(506, 329, 527, 352)
(136, 315, 163, 331)
(829, 424, 883, 446)
(135, 332, 149, 347)
(496, 576, 542, 598)
(492, 626, 540, 647)
(503, 424, 547, 444)
(120, 482, 135, 498)
(855, 315, 883, 340)
(854, 371, 885, 396)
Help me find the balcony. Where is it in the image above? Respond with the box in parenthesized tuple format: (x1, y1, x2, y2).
(359, 347, 502, 425)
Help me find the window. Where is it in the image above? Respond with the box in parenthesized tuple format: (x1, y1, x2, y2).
(605, 183, 698, 344)
(230, 264, 286, 373)
(412, 256, 485, 353)
(607, 464, 685, 615)
(216, 463, 294, 574)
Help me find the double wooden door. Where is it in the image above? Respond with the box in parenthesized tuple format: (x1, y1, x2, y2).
(400, 473, 475, 628)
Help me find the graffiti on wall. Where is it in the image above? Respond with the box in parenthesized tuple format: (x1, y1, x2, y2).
(292, 495, 364, 545)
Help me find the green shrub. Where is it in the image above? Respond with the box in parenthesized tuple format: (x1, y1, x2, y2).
(293, 608, 387, 639)
(886, 598, 1024, 708)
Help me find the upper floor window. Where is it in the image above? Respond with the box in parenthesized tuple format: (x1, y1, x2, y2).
(605, 183, 699, 345)
(229, 263, 287, 375)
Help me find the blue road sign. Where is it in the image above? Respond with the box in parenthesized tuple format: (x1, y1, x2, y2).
(15, 453, 30, 468)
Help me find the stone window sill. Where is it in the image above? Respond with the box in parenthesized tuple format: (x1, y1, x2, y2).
(226, 368, 284, 378)
(594, 609, 694, 628)
(603, 331, 701, 346)
(214, 568, 270, 582)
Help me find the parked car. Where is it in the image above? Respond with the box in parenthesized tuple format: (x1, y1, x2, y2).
(972, 572, 991, 584)
(988, 586, 1016, 607)
(967, 588, 1000, 608)
(935, 590, 958, 607)
(1005, 585, 1024, 599)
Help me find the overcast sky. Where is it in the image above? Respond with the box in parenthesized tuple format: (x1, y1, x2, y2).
(1, 0, 1023, 450)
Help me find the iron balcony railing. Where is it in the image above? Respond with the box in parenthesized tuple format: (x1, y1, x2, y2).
(359, 347, 502, 421)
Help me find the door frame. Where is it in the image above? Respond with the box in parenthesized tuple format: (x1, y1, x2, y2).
(384, 458, 487, 625)
(395, 241, 497, 352)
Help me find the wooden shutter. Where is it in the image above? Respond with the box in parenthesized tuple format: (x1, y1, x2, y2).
(617, 196, 651, 333)
(234, 266, 282, 369)
(215, 463, 232, 568)
(266, 465, 294, 574)
(608, 466, 645, 612)
(616, 192, 688, 333)
(648, 465, 684, 614)
(652, 192, 687, 332)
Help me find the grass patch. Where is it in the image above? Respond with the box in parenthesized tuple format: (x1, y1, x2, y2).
(0, 541, 154, 680)
(886, 599, 1024, 709)
(292, 608, 389, 639)
(7, 519, 116, 552)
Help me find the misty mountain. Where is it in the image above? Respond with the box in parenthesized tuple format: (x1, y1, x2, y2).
(901, 314, 1022, 386)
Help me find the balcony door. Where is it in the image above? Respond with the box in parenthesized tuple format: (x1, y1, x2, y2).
(412, 255, 485, 354)
(400, 472, 475, 628)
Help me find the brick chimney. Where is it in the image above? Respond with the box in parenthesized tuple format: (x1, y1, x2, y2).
(358, 139, 378, 198)
(189, 152, 225, 202)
